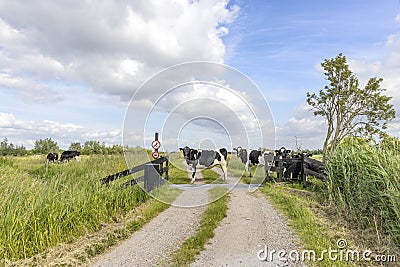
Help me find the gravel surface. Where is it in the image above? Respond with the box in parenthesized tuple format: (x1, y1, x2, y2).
(91, 167, 306, 267)
(90, 189, 208, 267)
(191, 168, 306, 267)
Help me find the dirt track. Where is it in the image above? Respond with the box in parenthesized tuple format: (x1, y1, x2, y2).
(91, 168, 305, 266)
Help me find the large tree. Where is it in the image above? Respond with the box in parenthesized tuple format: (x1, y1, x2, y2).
(307, 53, 396, 161)
(33, 138, 59, 154)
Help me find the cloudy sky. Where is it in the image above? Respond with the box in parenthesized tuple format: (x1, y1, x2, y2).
(1, 0, 400, 151)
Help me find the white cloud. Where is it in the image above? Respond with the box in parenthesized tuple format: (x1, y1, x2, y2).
(0, 0, 239, 104)
(0, 112, 124, 149)
(275, 102, 326, 150)
(0, 0, 241, 148)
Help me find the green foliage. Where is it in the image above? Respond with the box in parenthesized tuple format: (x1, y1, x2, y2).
(69, 142, 82, 151)
(307, 53, 396, 160)
(325, 139, 400, 246)
(380, 135, 400, 153)
(0, 137, 27, 156)
(33, 138, 59, 154)
(82, 140, 107, 154)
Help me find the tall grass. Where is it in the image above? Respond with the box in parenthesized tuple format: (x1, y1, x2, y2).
(325, 140, 400, 246)
(0, 154, 150, 260)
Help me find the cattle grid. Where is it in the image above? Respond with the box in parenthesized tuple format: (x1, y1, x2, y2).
(101, 156, 169, 192)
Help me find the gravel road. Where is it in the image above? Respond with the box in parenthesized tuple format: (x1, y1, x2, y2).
(91, 167, 305, 266)
(191, 189, 305, 266)
(90, 188, 208, 267)
(190, 167, 306, 266)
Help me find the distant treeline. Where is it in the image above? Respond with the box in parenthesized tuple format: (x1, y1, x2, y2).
(0, 137, 139, 156)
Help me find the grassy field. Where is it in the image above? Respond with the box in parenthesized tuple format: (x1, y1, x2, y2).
(0, 153, 178, 262)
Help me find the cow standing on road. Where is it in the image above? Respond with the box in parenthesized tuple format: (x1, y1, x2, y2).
(180, 146, 228, 183)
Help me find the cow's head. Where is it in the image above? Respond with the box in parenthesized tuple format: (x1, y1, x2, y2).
(252, 150, 265, 165)
(275, 147, 291, 158)
(234, 146, 245, 157)
(180, 146, 197, 161)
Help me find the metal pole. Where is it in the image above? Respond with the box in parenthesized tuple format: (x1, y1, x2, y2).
(154, 132, 159, 153)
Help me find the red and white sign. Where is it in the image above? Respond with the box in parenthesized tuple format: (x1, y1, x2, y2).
(151, 140, 161, 150)
(151, 151, 160, 159)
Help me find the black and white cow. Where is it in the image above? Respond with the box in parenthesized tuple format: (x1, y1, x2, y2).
(180, 146, 228, 183)
(46, 152, 58, 163)
(60, 150, 80, 162)
(233, 147, 265, 177)
(275, 147, 292, 159)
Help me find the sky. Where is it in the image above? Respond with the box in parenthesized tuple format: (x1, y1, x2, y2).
(1, 0, 400, 151)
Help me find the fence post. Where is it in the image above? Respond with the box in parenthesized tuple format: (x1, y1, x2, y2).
(277, 159, 283, 182)
(165, 157, 169, 180)
(144, 163, 159, 192)
(301, 153, 307, 187)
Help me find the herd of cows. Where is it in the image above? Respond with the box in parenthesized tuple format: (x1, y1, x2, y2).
(46, 150, 81, 163)
(179, 145, 298, 183)
(45, 146, 314, 183)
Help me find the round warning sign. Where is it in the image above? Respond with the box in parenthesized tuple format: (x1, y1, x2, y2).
(151, 151, 160, 159)
(151, 140, 161, 150)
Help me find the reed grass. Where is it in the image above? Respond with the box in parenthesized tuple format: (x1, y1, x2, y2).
(325, 140, 400, 246)
(0, 153, 150, 260)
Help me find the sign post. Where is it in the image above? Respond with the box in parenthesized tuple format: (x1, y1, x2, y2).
(151, 132, 160, 159)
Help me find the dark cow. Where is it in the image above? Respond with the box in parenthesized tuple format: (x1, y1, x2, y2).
(46, 152, 58, 163)
(60, 150, 80, 162)
(275, 147, 292, 159)
(180, 146, 228, 183)
(233, 147, 265, 177)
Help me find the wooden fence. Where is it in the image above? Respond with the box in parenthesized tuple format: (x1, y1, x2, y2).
(101, 156, 169, 192)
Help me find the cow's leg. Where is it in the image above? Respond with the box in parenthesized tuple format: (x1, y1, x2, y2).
(191, 164, 196, 183)
(221, 162, 227, 182)
(245, 162, 249, 177)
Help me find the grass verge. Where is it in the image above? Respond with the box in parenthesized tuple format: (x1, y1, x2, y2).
(6, 187, 181, 266)
(261, 184, 357, 267)
(167, 163, 191, 184)
(168, 187, 229, 266)
(201, 169, 223, 184)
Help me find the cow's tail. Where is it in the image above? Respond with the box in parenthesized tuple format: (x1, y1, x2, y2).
(219, 148, 228, 161)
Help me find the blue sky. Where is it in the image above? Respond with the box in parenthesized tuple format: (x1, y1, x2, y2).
(1, 0, 400, 150)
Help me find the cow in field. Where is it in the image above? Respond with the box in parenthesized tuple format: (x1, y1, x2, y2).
(180, 146, 228, 183)
(46, 152, 58, 163)
(233, 147, 265, 177)
(60, 150, 80, 162)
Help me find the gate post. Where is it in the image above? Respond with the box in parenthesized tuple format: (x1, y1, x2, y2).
(144, 163, 161, 192)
